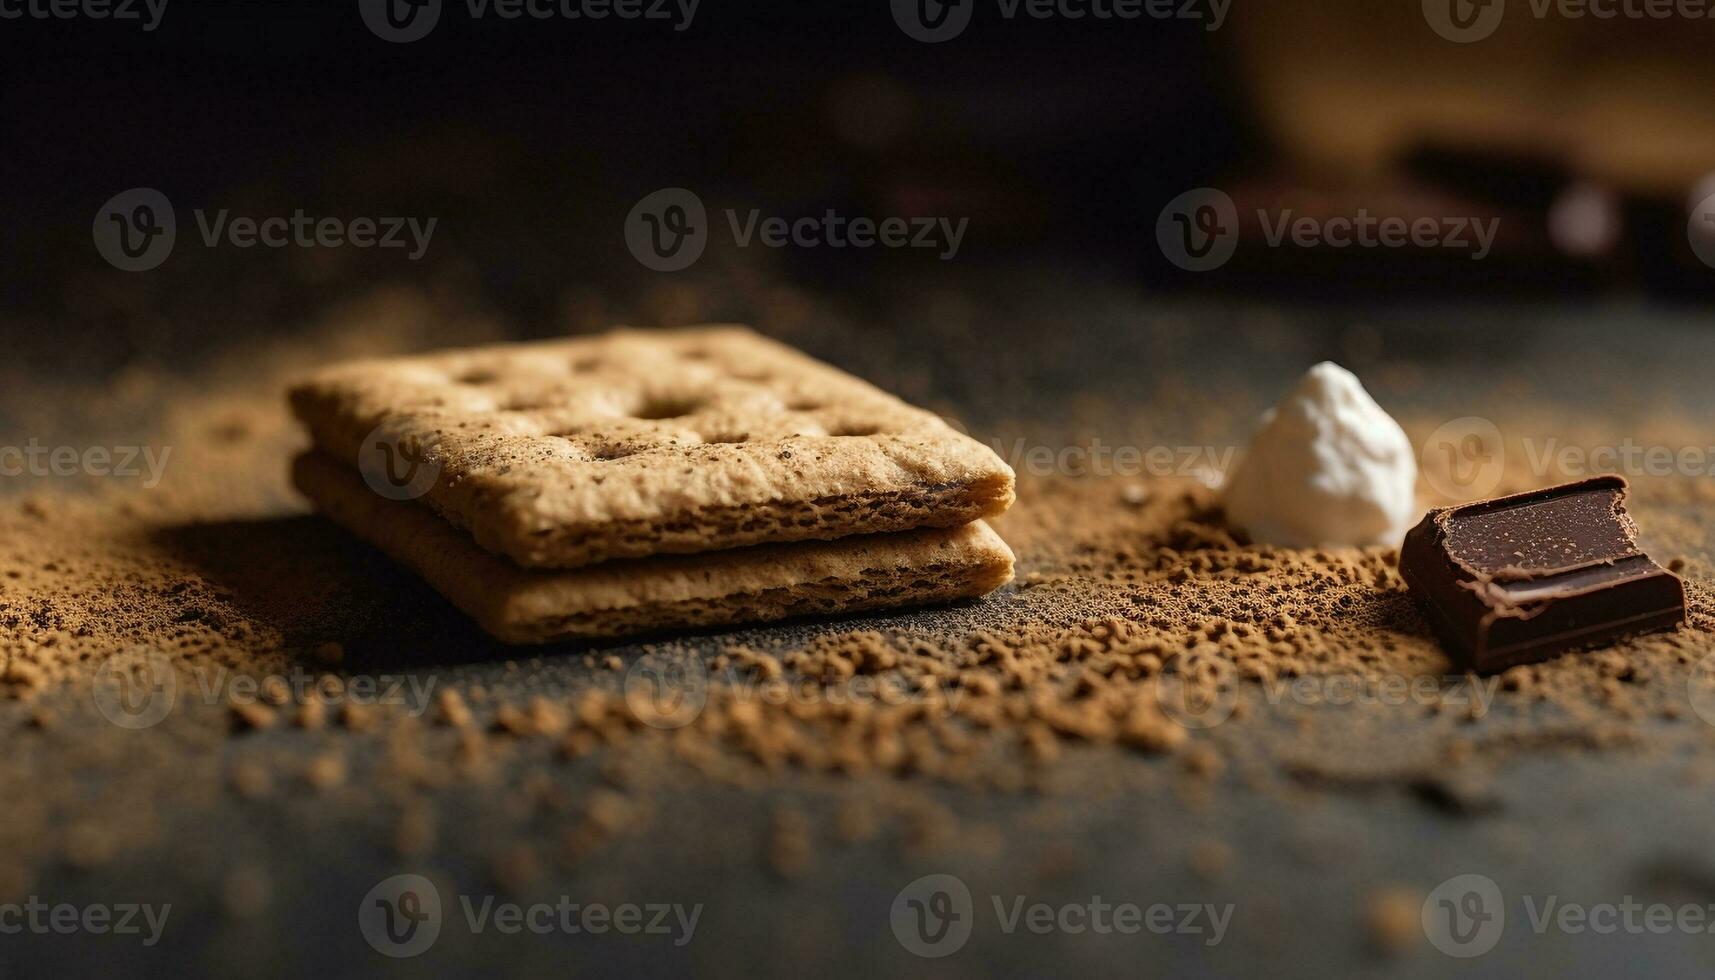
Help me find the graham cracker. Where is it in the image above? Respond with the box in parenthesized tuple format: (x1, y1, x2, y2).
(292, 453, 1015, 644)
(289, 326, 1014, 569)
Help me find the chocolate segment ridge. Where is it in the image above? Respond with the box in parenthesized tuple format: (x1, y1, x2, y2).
(1399, 476, 1686, 672)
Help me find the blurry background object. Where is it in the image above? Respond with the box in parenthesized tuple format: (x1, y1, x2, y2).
(3, 0, 1715, 371)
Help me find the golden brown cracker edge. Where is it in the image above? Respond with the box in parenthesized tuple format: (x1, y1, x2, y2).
(291, 452, 1015, 643)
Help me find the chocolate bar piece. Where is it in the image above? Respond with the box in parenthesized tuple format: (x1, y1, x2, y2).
(1400, 476, 1685, 672)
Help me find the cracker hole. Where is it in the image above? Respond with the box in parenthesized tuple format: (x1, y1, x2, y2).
(631, 395, 702, 421)
(455, 368, 500, 385)
(570, 356, 604, 372)
(829, 423, 883, 437)
(785, 397, 823, 412)
(590, 444, 644, 461)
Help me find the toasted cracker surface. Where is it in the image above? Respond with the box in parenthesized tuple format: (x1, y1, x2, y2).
(289, 326, 1014, 568)
(291, 452, 1015, 643)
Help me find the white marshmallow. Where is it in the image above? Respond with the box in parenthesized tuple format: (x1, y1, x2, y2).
(1223, 362, 1418, 548)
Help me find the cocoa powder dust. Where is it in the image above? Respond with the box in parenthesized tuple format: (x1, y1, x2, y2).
(2, 289, 1713, 907)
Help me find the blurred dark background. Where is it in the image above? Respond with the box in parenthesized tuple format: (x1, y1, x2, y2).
(4, 0, 1715, 376)
(6, 10, 1715, 979)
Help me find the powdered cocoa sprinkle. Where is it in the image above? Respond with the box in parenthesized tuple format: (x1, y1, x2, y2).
(296, 699, 327, 730)
(231, 702, 278, 731)
(3, 294, 1714, 905)
(62, 823, 118, 869)
(305, 753, 347, 790)
(768, 808, 814, 878)
(437, 689, 473, 729)
(339, 705, 377, 733)
(492, 843, 541, 893)
(1188, 839, 1233, 880)
(230, 762, 272, 800)
(1365, 886, 1424, 954)
(395, 804, 436, 856)
(222, 865, 272, 920)
(312, 641, 344, 666)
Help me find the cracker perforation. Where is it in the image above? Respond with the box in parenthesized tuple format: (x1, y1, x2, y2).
(290, 326, 1015, 569)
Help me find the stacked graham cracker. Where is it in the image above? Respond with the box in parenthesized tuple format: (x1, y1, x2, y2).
(287, 326, 1016, 643)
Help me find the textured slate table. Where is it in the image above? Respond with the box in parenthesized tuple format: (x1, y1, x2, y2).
(5, 275, 1715, 979)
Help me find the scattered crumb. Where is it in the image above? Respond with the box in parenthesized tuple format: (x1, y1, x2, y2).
(1366, 886, 1424, 954)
